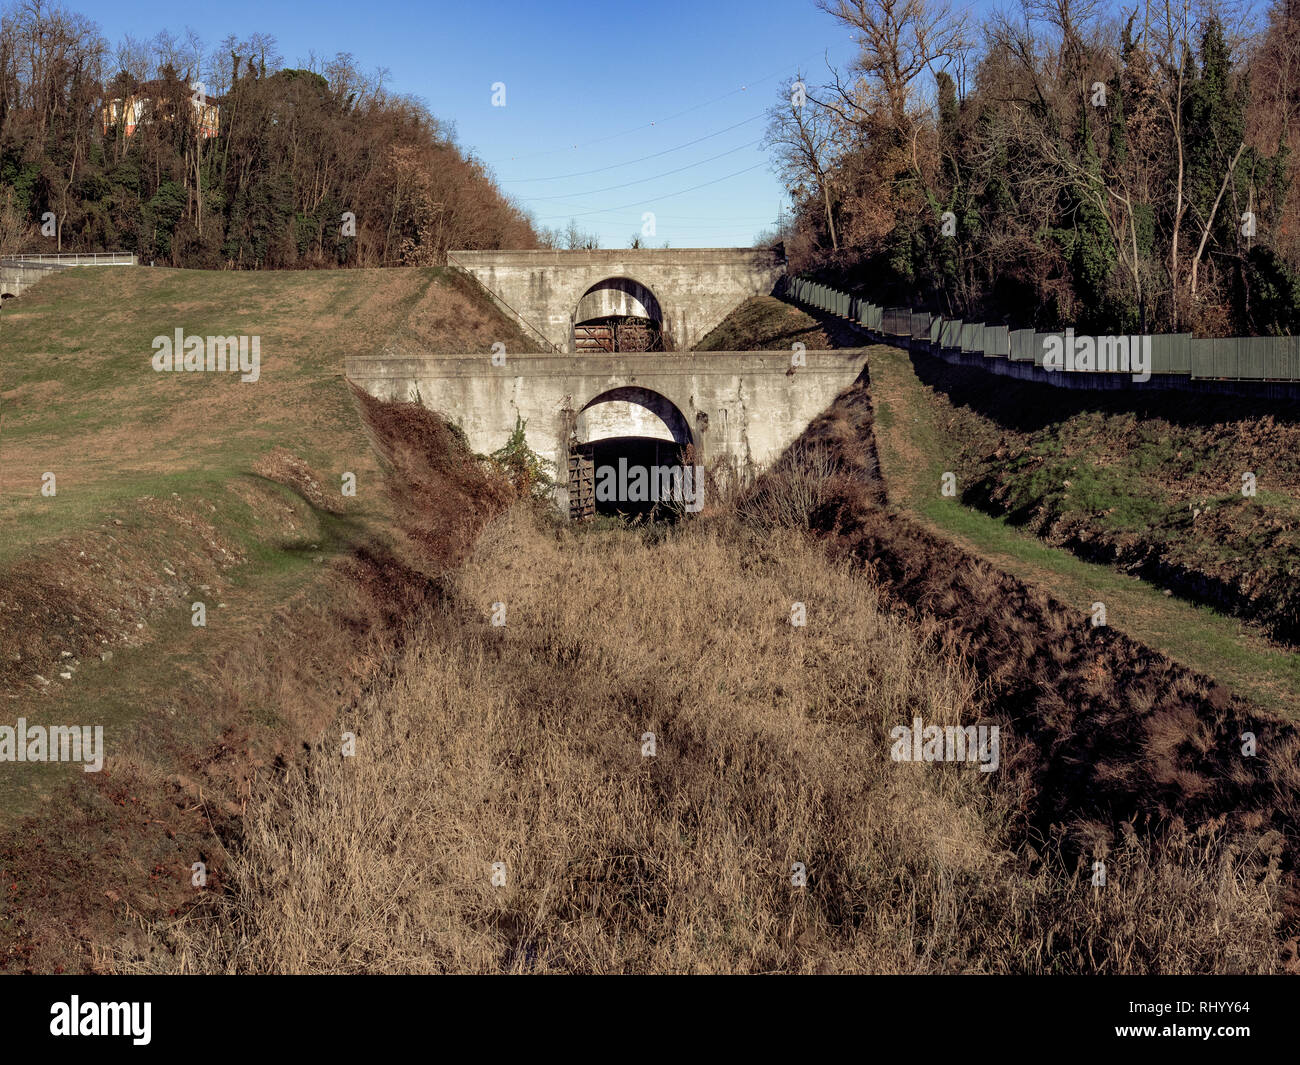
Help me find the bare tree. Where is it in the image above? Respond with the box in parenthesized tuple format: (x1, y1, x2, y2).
(765, 74, 841, 250)
(815, 0, 967, 139)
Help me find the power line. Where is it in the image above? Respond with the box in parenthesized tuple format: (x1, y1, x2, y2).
(488, 50, 825, 165)
(499, 112, 766, 183)
(586, 222, 774, 230)
(625, 212, 776, 221)
(518, 139, 762, 202)
(535, 162, 769, 221)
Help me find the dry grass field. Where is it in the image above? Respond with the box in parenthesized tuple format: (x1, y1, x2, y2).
(4, 273, 1296, 975)
(124, 398, 1285, 974)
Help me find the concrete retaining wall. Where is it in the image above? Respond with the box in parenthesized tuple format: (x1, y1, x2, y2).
(344, 348, 867, 512)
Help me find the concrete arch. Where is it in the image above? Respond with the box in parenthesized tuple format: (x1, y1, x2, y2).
(450, 248, 785, 352)
(574, 276, 665, 327)
(576, 385, 694, 450)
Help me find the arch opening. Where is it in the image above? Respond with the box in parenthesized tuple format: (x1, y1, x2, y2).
(573, 276, 666, 353)
(569, 386, 699, 520)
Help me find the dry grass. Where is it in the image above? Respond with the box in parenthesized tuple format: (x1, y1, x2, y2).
(127, 503, 1282, 974)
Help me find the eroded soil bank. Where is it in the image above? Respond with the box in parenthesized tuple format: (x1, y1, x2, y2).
(125, 386, 1295, 974)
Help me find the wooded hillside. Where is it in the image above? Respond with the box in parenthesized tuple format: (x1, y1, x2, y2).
(0, 1, 540, 267)
(768, 0, 1300, 336)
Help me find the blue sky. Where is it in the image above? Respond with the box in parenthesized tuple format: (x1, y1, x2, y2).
(77, 0, 861, 247)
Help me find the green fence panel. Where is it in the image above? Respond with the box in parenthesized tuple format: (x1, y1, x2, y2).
(1215, 337, 1240, 378)
(1190, 338, 1216, 379)
(984, 325, 1010, 357)
(1169, 334, 1191, 375)
(1238, 337, 1268, 380)
(1149, 335, 1171, 375)
(793, 292, 1300, 385)
(1260, 336, 1289, 379)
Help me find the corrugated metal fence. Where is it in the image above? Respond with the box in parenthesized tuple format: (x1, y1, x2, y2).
(782, 276, 1300, 384)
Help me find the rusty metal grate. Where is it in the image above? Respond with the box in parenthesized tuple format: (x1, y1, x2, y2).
(573, 324, 615, 353)
(567, 450, 595, 519)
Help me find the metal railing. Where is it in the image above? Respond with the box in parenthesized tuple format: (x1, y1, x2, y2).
(446, 250, 559, 353)
(1, 252, 137, 266)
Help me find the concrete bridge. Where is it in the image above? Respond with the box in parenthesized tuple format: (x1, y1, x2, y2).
(344, 349, 867, 514)
(448, 247, 785, 352)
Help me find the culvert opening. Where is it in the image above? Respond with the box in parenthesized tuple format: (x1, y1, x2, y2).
(571, 437, 699, 521)
(574, 277, 668, 353)
(570, 389, 700, 521)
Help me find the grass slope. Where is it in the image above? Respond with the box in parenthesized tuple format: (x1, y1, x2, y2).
(0, 264, 536, 559)
(696, 295, 837, 351)
(0, 264, 532, 819)
(864, 341, 1300, 715)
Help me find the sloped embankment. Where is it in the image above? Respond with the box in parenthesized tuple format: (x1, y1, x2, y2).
(130, 415, 1281, 974)
(761, 378, 1300, 934)
(903, 350, 1300, 645)
(0, 263, 525, 973)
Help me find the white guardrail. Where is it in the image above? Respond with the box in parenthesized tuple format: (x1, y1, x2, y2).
(1, 252, 137, 265)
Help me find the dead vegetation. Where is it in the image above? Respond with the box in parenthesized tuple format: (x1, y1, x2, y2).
(0, 392, 515, 973)
(126, 503, 1283, 974)
(120, 385, 1292, 974)
(8, 274, 1295, 971)
(771, 380, 1300, 943)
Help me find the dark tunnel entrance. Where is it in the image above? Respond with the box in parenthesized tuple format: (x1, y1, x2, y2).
(569, 387, 699, 521)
